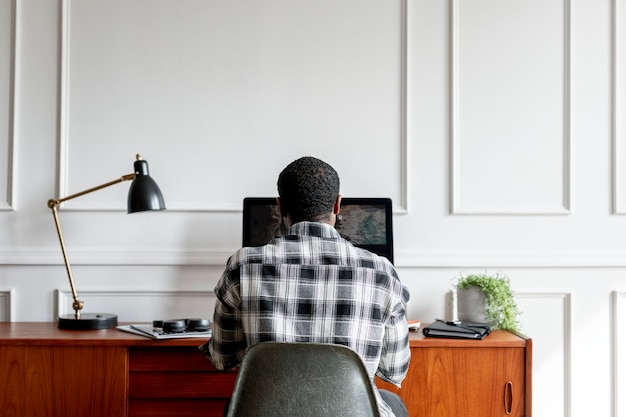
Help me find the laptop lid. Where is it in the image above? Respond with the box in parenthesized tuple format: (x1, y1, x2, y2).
(242, 197, 394, 264)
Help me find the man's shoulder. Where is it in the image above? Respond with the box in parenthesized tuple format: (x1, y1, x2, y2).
(228, 245, 270, 265)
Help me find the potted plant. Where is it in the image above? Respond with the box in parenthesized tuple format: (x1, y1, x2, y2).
(455, 272, 521, 331)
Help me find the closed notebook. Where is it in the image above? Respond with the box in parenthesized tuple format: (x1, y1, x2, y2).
(422, 320, 492, 340)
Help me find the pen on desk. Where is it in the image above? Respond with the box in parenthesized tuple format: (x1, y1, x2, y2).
(435, 318, 462, 326)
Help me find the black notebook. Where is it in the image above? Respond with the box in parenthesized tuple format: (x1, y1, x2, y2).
(422, 320, 492, 340)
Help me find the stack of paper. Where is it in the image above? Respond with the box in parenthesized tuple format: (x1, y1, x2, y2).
(117, 324, 211, 340)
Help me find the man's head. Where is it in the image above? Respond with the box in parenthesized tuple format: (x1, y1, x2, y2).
(277, 156, 341, 225)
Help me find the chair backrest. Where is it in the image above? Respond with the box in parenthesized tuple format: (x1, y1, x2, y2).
(226, 342, 381, 417)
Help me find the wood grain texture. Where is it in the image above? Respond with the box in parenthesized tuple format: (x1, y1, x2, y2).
(0, 323, 531, 417)
(129, 346, 218, 371)
(377, 330, 530, 417)
(0, 345, 127, 417)
(129, 371, 237, 398)
(128, 399, 229, 417)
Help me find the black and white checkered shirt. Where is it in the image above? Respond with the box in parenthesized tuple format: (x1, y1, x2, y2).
(200, 221, 410, 416)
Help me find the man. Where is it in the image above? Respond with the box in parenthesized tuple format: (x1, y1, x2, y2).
(200, 156, 410, 417)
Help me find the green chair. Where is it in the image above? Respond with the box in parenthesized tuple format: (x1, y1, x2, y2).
(226, 342, 380, 417)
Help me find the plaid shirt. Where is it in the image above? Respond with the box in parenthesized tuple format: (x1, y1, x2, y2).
(200, 221, 410, 416)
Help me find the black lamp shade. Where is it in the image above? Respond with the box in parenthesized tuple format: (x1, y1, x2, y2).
(127, 159, 166, 213)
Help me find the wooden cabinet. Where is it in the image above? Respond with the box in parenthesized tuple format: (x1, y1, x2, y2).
(128, 346, 237, 417)
(0, 345, 127, 417)
(376, 330, 532, 417)
(0, 323, 224, 417)
(0, 323, 530, 417)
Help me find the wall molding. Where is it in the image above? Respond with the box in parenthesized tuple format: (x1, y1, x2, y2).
(1, 248, 232, 266)
(449, 0, 571, 215)
(614, 0, 626, 214)
(516, 291, 572, 417)
(56, 289, 216, 322)
(398, 0, 408, 213)
(614, 291, 626, 417)
(0, 289, 14, 321)
(5, 248, 626, 268)
(0, 0, 16, 211)
(395, 249, 626, 268)
(58, 0, 410, 214)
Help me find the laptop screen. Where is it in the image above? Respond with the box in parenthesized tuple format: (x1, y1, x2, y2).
(242, 197, 394, 264)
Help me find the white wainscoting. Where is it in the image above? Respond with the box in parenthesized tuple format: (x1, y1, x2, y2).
(614, 291, 626, 417)
(0, 0, 15, 211)
(0, 289, 14, 322)
(516, 291, 571, 417)
(7, 247, 626, 272)
(614, 0, 626, 214)
(450, 0, 571, 215)
(58, 0, 409, 213)
(56, 289, 216, 323)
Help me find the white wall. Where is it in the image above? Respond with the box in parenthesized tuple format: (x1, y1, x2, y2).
(1, 0, 624, 416)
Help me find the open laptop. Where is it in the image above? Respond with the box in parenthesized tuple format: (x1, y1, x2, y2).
(242, 197, 394, 264)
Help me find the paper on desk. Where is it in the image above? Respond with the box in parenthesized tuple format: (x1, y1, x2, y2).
(117, 324, 211, 340)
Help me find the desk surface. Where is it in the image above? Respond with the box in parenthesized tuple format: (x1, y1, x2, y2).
(408, 325, 529, 347)
(0, 322, 209, 347)
(0, 322, 528, 348)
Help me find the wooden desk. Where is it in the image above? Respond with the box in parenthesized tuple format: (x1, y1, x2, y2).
(0, 323, 531, 417)
(0, 322, 230, 417)
(377, 328, 532, 417)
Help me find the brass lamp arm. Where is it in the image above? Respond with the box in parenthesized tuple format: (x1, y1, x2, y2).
(47, 173, 136, 320)
(48, 173, 136, 208)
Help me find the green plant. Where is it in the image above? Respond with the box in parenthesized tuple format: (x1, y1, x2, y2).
(456, 272, 521, 331)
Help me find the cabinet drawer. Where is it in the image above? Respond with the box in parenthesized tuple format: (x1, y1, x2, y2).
(129, 346, 216, 371)
(128, 345, 237, 417)
(129, 399, 229, 417)
(129, 371, 237, 398)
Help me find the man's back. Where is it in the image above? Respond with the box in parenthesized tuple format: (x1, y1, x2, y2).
(206, 222, 410, 385)
(202, 156, 410, 417)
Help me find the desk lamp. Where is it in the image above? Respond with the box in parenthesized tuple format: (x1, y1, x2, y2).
(48, 154, 166, 330)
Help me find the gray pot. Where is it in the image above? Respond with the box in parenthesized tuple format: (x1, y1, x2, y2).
(457, 286, 488, 323)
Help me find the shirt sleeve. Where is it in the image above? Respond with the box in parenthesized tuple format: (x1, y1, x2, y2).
(198, 265, 247, 371)
(375, 284, 411, 387)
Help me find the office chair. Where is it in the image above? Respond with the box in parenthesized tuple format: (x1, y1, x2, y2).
(225, 342, 381, 417)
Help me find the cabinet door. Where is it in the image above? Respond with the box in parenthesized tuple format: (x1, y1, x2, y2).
(379, 346, 526, 417)
(0, 346, 127, 417)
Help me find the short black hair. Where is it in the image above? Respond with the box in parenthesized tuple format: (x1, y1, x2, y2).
(277, 156, 340, 223)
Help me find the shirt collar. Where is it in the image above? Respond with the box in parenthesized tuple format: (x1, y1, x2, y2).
(288, 221, 342, 239)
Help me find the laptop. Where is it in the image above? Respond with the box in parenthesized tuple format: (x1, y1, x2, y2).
(242, 197, 394, 264)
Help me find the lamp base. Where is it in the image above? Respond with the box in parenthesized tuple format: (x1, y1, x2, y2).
(58, 313, 118, 330)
